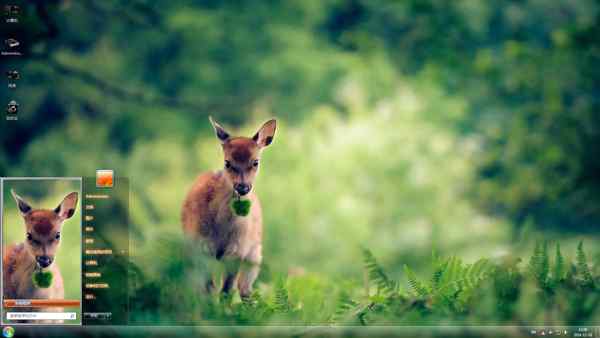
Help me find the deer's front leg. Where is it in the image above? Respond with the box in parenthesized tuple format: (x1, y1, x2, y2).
(238, 263, 260, 298)
(222, 258, 240, 294)
(238, 244, 261, 298)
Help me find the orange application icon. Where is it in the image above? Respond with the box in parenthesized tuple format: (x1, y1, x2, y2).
(96, 169, 114, 188)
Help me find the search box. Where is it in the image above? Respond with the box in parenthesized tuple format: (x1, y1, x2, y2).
(6, 312, 76, 320)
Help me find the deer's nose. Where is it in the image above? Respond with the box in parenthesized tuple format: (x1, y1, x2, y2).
(36, 256, 52, 268)
(234, 183, 251, 196)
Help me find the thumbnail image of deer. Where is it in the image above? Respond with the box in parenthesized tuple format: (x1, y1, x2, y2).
(3, 184, 79, 321)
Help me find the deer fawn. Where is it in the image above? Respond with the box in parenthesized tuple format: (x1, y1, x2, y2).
(3, 190, 78, 309)
(182, 117, 276, 298)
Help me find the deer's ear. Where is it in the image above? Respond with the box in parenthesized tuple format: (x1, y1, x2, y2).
(11, 189, 32, 216)
(209, 116, 230, 144)
(252, 119, 276, 148)
(54, 192, 78, 220)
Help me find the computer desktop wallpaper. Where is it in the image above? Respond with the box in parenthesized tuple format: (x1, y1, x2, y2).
(0, 1, 598, 337)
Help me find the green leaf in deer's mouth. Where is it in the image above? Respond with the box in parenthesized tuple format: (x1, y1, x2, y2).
(231, 198, 252, 216)
(32, 270, 54, 288)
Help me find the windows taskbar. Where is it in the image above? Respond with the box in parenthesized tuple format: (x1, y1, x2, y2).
(0, 325, 598, 338)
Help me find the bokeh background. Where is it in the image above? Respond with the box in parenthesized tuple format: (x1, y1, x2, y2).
(2, 179, 81, 320)
(0, 0, 598, 329)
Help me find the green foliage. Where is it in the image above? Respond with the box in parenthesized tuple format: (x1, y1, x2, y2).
(230, 198, 252, 217)
(529, 241, 550, 288)
(328, 243, 598, 326)
(404, 265, 428, 298)
(5, 0, 599, 235)
(403, 256, 492, 313)
(492, 259, 523, 319)
(553, 243, 565, 284)
(126, 240, 600, 326)
(32, 270, 54, 289)
(576, 241, 595, 288)
(273, 278, 291, 313)
(526, 240, 595, 293)
(362, 248, 399, 296)
(331, 292, 361, 324)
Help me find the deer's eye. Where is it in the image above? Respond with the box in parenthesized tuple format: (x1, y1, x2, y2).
(225, 161, 231, 169)
(26, 233, 32, 240)
(55, 232, 61, 240)
(252, 160, 259, 167)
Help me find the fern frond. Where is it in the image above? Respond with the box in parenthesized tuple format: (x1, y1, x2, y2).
(528, 241, 549, 287)
(361, 248, 398, 296)
(436, 257, 491, 295)
(553, 243, 565, 284)
(335, 298, 360, 316)
(462, 258, 492, 290)
(404, 265, 429, 297)
(273, 277, 290, 312)
(241, 290, 262, 307)
(437, 256, 463, 294)
(431, 255, 448, 290)
(331, 292, 361, 324)
(576, 241, 595, 288)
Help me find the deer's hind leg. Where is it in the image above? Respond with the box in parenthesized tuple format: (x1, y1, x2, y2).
(183, 239, 219, 295)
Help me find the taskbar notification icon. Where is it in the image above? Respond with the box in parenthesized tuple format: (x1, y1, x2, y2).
(529, 328, 572, 337)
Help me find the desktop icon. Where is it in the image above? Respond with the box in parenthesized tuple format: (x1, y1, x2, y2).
(6, 70, 19, 89)
(4, 5, 20, 16)
(4, 38, 19, 48)
(4, 5, 19, 23)
(6, 100, 18, 114)
(6, 70, 19, 80)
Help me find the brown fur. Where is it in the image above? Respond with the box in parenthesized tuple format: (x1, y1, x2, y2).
(28, 211, 56, 236)
(228, 138, 256, 163)
(181, 118, 276, 297)
(3, 243, 65, 299)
